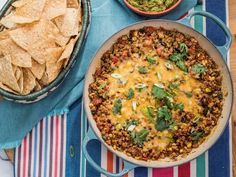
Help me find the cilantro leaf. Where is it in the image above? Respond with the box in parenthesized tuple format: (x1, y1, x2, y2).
(176, 60, 188, 72)
(112, 99, 122, 115)
(138, 66, 148, 74)
(168, 82, 179, 90)
(155, 106, 172, 131)
(147, 56, 156, 64)
(174, 103, 184, 111)
(141, 106, 155, 122)
(158, 106, 172, 121)
(151, 85, 166, 99)
(179, 43, 188, 54)
(131, 129, 149, 145)
(164, 97, 174, 109)
(169, 53, 183, 62)
(185, 91, 193, 98)
(126, 119, 139, 129)
(192, 64, 207, 74)
(126, 88, 134, 100)
(190, 130, 204, 143)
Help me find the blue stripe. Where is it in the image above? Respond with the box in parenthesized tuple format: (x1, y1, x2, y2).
(44, 118, 48, 177)
(206, 0, 226, 46)
(33, 125, 38, 177)
(86, 140, 101, 177)
(116, 156, 120, 173)
(206, 1, 230, 177)
(134, 167, 148, 177)
(66, 100, 82, 177)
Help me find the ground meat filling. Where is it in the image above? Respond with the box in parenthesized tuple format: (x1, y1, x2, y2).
(88, 27, 224, 161)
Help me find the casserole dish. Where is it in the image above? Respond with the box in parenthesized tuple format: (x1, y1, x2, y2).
(83, 11, 233, 177)
(0, 0, 91, 103)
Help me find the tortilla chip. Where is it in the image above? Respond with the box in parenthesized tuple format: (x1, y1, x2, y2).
(31, 60, 45, 79)
(58, 36, 78, 62)
(47, 20, 70, 46)
(0, 30, 9, 41)
(67, 0, 80, 8)
(0, 82, 19, 95)
(39, 72, 49, 86)
(0, 55, 20, 92)
(42, 0, 67, 20)
(22, 68, 36, 95)
(7, 0, 46, 24)
(46, 47, 64, 63)
(55, 8, 79, 37)
(46, 60, 64, 83)
(34, 80, 42, 91)
(0, 38, 32, 67)
(0, 13, 16, 28)
(63, 58, 69, 68)
(12, 0, 31, 8)
(13, 66, 22, 81)
(27, 37, 56, 64)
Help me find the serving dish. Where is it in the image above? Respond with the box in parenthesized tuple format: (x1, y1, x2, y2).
(123, 0, 182, 17)
(0, 0, 91, 103)
(83, 11, 233, 177)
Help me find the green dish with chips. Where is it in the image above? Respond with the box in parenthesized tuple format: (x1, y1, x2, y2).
(0, 0, 91, 103)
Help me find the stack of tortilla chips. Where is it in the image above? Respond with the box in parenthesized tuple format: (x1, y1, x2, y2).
(0, 0, 82, 95)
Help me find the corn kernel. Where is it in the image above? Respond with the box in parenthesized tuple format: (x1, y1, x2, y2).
(116, 124, 122, 130)
(205, 88, 212, 93)
(187, 142, 192, 148)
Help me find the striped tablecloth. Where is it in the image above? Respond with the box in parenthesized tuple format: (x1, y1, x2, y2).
(13, 0, 232, 177)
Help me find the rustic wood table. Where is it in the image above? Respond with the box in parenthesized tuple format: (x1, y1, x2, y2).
(229, 0, 236, 176)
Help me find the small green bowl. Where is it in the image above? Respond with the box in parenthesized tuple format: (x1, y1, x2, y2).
(0, 0, 91, 103)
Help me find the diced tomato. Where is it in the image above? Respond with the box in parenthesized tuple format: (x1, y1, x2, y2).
(92, 97, 102, 106)
(156, 46, 164, 56)
(122, 50, 128, 57)
(112, 56, 119, 64)
(188, 47, 195, 55)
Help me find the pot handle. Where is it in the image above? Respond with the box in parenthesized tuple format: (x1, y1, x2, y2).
(178, 11, 232, 59)
(82, 128, 137, 177)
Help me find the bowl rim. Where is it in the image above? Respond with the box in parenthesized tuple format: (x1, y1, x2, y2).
(0, 0, 91, 101)
(83, 19, 234, 168)
(123, 0, 182, 16)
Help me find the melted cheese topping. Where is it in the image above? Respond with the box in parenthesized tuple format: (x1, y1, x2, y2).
(107, 56, 202, 149)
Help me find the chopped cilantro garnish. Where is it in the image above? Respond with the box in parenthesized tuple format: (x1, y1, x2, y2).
(98, 83, 107, 89)
(126, 88, 134, 100)
(131, 128, 149, 145)
(176, 60, 188, 72)
(155, 106, 172, 131)
(147, 56, 156, 64)
(151, 85, 166, 99)
(164, 97, 174, 109)
(169, 43, 188, 72)
(168, 82, 179, 90)
(112, 99, 122, 115)
(174, 103, 184, 111)
(126, 119, 139, 129)
(179, 43, 188, 54)
(138, 66, 148, 74)
(185, 91, 193, 98)
(141, 106, 155, 122)
(190, 130, 204, 143)
(192, 64, 207, 74)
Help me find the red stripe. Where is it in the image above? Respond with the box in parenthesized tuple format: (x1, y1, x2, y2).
(178, 12, 189, 20)
(28, 131, 33, 176)
(54, 116, 59, 177)
(17, 145, 21, 177)
(22, 137, 27, 177)
(38, 120, 44, 177)
(153, 167, 173, 177)
(107, 150, 113, 172)
(178, 162, 191, 177)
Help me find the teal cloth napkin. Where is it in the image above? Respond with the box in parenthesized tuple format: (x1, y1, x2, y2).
(0, 0, 197, 148)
